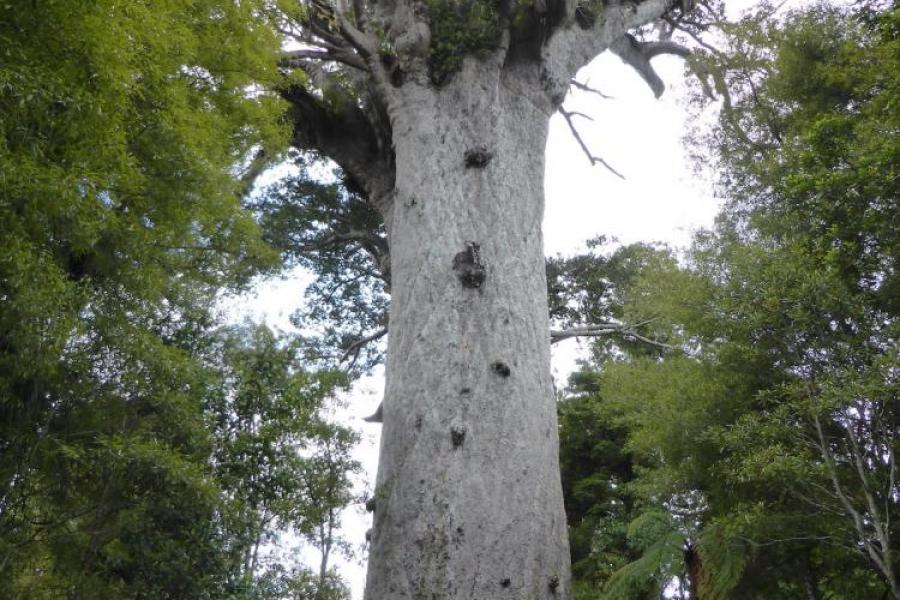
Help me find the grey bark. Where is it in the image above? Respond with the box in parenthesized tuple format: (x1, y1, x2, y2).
(366, 60, 570, 599)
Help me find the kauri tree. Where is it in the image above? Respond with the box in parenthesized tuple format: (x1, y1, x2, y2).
(262, 0, 706, 597)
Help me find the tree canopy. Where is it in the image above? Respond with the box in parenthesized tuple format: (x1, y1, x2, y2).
(0, 2, 361, 597)
(558, 2, 900, 598)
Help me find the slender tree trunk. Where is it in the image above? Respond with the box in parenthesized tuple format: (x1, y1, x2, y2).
(684, 542, 701, 600)
(317, 517, 331, 600)
(802, 564, 822, 600)
(365, 61, 570, 599)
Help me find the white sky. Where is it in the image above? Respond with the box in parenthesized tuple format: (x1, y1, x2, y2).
(223, 3, 771, 595)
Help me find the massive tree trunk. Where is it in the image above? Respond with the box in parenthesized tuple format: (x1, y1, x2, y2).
(367, 62, 568, 598)
(276, 1, 680, 598)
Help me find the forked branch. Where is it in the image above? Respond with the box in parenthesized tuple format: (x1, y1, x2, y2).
(558, 107, 625, 179)
(570, 79, 612, 99)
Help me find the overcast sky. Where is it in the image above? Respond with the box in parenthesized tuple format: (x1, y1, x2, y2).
(223, 3, 773, 595)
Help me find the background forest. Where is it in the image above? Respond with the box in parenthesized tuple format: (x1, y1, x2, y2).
(0, 0, 896, 599)
(557, 2, 899, 598)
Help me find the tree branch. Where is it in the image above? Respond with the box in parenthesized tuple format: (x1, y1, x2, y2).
(540, 0, 673, 106)
(845, 420, 893, 561)
(281, 79, 394, 210)
(362, 401, 383, 423)
(558, 107, 625, 179)
(609, 33, 691, 98)
(238, 147, 272, 198)
(550, 321, 673, 349)
(813, 414, 893, 580)
(294, 227, 390, 284)
(337, 19, 377, 61)
(661, 14, 724, 57)
(351, 0, 369, 32)
(281, 47, 368, 71)
(570, 79, 612, 99)
(340, 326, 388, 368)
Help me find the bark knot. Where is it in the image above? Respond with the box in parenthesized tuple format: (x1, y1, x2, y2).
(380, 52, 405, 87)
(450, 425, 466, 448)
(464, 146, 492, 168)
(453, 242, 486, 289)
(491, 361, 511, 378)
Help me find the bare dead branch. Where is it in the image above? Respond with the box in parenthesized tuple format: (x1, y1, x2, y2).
(558, 107, 625, 179)
(570, 79, 613, 99)
(641, 39, 692, 59)
(564, 109, 594, 122)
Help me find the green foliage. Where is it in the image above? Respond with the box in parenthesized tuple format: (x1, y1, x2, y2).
(427, 0, 501, 85)
(603, 510, 684, 600)
(0, 2, 363, 597)
(560, 2, 900, 598)
(208, 324, 359, 599)
(547, 239, 688, 360)
(558, 377, 640, 599)
(694, 522, 750, 600)
(0, 0, 287, 403)
(251, 160, 389, 373)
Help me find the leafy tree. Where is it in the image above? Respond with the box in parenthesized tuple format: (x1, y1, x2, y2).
(251, 161, 390, 374)
(297, 420, 361, 600)
(558, 2, 899, 598)
(208, 324, 360, 600)
(0, 2, 339, 596)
